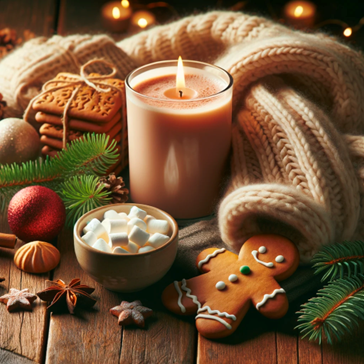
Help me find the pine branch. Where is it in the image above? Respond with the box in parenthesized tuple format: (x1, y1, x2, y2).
(58, 175, 112, 226)
(312, 241, 364, 282)
(296, 275, 364, 345)
(0, 133, 119, 208)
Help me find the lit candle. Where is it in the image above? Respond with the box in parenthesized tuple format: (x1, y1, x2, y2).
(284, 1, 316, 29)
(125, 58, 233, 219)
(130, 10, 156, 33)
(101, 1, 132, 33)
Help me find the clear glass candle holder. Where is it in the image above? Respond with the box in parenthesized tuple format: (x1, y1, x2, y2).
(125, 60, 233, 219)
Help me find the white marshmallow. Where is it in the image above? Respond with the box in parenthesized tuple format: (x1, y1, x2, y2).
(147, 219, 169, 235)
(144, 215, 156, 224)
(148, 233, 170, 248)
(109, 232, 129, 248)
(104, 210, 122, 220)
(127, 217, 147, 233)
(93, 238, 112, 253)
(81, 231, 98, 246)
(113, 246, 130, 254)
(129, 226, 150, 246)
(83, 218, 108, 238)
(139, 246, 155, 253)
(128, 206, 147, 220)
(127, 241, 139, 253)
(118, 212, 130, 221)
(102, 218, 128, 234)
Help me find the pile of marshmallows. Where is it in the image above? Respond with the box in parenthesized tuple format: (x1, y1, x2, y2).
(81, 206, 171, 254)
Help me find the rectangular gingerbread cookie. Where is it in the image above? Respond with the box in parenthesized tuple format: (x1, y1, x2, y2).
(35, 111, 122, 133)
(39, 119, 122, 142)
(33, 73, 125, 123)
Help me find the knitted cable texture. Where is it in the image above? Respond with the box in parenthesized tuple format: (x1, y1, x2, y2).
(1, 11, 364, 262)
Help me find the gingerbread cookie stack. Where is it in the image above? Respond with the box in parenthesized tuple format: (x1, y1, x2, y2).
(32, 72, 127, 174)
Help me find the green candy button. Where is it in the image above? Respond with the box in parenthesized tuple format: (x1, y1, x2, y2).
(240, 265, 251, 275)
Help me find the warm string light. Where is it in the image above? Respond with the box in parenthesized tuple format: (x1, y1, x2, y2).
(137, 18, 148, 28)
(344, 27, 353, 37)
(121, 0, 129, 8)
(112, 7, 121, 19)
(294, 6, 304, 18)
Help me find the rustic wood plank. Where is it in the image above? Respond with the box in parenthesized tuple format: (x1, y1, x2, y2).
(0, 0, 57, 36)
(298, 335, 322, 364)
(0, 217, 49, 363)
(45, 227, 196, 364)
(0, 348, 37, 364)
(44, 228, 123, 364)
(197, 309, 277, 364)
(322, 326, 364, 364)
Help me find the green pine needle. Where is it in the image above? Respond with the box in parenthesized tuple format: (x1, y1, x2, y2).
(312, 241, 364, 282)
(58, 175, 112, 226)
(296, 275, 364, 345)
(0, 133, 119, 209)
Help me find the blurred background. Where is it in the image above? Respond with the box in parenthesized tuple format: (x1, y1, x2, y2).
(0, 0, 363, 59)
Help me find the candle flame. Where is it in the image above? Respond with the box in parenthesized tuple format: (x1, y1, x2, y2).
(294, 5, 304, 17)
(112, 7, 120, 19)
(343, 27, 352, 37)
(176, 56, 185, 91)
(121, 0, 129, 8)
(138, 18, 148, 28)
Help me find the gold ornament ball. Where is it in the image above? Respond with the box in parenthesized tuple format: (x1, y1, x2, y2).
(0, 118, 40, 164)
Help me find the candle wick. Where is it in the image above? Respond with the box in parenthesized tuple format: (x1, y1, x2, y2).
(179, 90, 183, 98)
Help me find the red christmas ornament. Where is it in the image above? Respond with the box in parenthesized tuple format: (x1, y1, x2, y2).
(8, 186, 66, 242)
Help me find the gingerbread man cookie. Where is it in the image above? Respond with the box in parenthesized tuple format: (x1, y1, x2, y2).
(162, 234, 300, 339)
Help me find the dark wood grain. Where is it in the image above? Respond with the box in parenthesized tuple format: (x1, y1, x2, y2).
(0, 217, 49, 363)
(0, 0, 57, 36)
(298, 335, 322, 364)
(44, 229, 123, 364)
(197, 309, 277, 364)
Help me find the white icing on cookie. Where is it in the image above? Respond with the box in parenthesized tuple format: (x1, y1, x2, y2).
(215, 281, 226, 290)
(256, 288, 286, 310)
(180, 279, 236, 330)
(181, 279, 201, 310)
(228, 274, 238, 282)
(174, 281, 186, 313)
(196, 314, 232, 329)
(275, 255, 285, 263)
(258, 246, 267, 254)
(197, 248, 226, 269)
(198, 306, 236, 321)
(252, 250, 274, 268)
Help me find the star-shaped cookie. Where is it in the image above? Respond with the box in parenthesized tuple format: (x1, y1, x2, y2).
(0, 288, 37, 312)
(110, 300, 153, 328)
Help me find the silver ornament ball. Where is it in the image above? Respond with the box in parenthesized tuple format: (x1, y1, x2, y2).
(0, 118, 40, 165)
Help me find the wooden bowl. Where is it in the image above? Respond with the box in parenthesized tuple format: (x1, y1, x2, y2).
(74, 203, 178, 292)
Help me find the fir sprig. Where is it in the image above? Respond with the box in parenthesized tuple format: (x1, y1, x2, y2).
(296, 275, 364, 345)
(312, 241, 364, 282)
(58, 175, 112, 226)
(0, 133, 121, 224)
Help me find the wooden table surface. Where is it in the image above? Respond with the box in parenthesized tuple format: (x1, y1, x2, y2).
(0, 1, 363, 363)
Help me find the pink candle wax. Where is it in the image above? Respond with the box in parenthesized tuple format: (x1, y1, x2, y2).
(126, 60, 233, 219)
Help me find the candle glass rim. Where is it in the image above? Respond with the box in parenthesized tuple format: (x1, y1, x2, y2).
(125, 59, 233, 103)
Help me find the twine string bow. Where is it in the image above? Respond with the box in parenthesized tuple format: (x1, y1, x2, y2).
(24, 59, 124, 149)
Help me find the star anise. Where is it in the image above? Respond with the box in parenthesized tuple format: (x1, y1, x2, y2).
(0, 288, 37, 312)
(110, 300, 153, 328)
(37, 278, 96, 314)
(97, 173, 129, 204)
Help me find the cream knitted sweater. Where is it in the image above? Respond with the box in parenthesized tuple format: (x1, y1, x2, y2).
(1, 11, 364, 262)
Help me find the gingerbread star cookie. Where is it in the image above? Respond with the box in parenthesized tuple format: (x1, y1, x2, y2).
(162, 234, 300, 339)
(0, 288, 37, 312)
